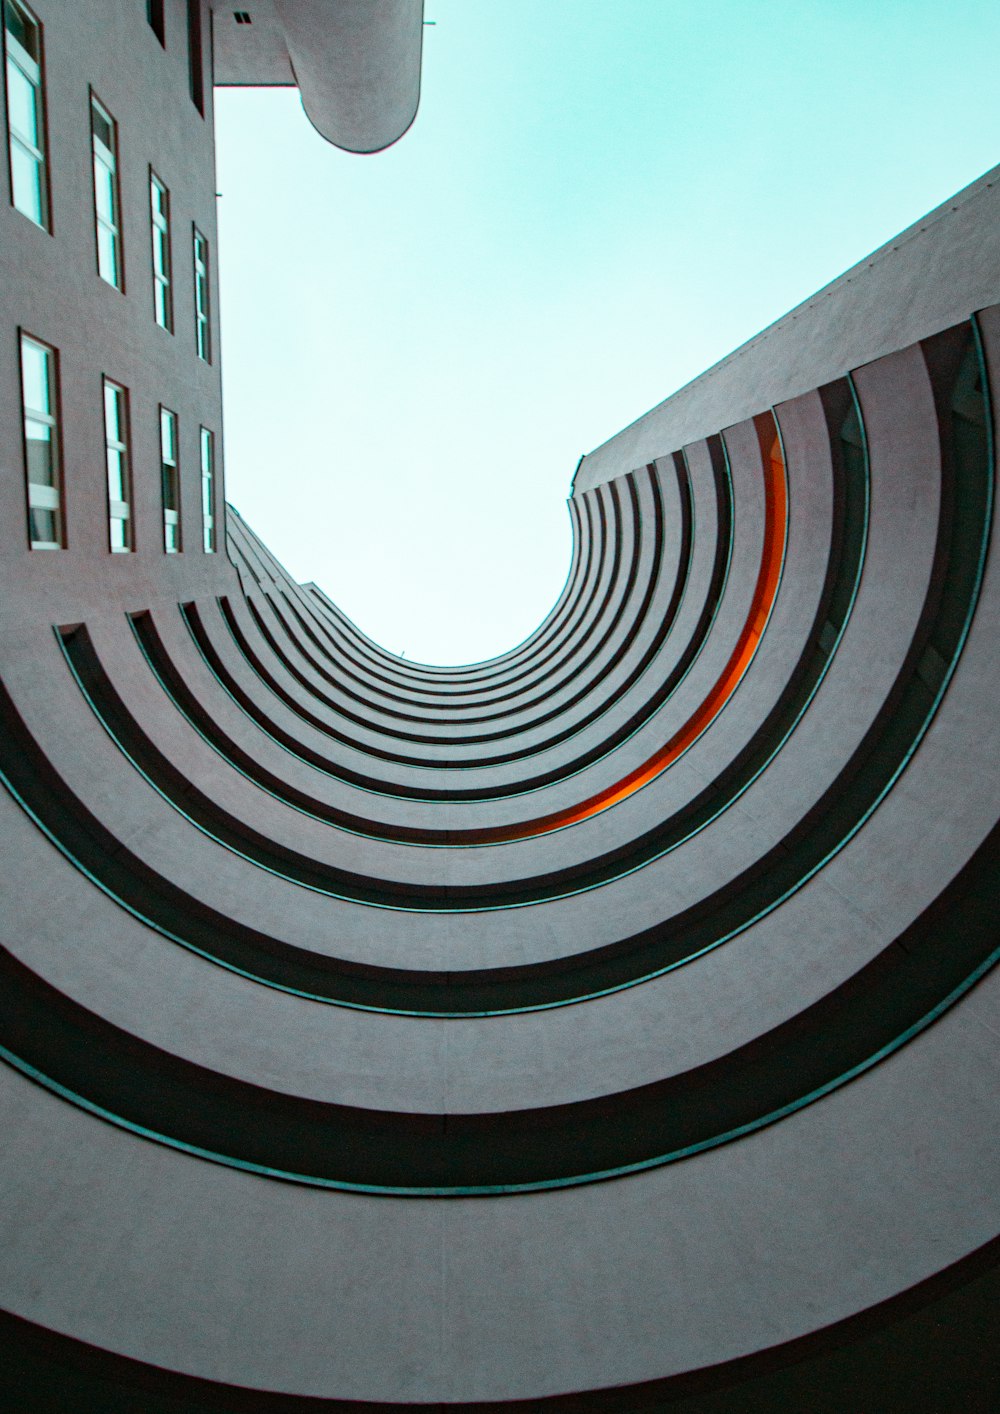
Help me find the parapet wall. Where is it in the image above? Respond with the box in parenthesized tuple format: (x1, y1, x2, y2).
(576, 163, 1000, 493)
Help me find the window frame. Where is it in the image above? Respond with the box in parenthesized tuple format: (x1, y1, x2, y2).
(200, 425, 216, 552)
(90, 90, 124, 291)
(150, 169, 173, 332)
(187, 0, 205, 115)
(159, 405, 181, 553)
(19, 330, 63, 550)
(147, 0, 165, 46)
(103, 377, 133, 553)
(3, 0, 51, 231)
(193, 225, 211, 362)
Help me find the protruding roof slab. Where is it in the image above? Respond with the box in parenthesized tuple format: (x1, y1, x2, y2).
(213, 0, 424, 154)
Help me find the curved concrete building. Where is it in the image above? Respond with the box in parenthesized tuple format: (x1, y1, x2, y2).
(1, 3, 999, 1409)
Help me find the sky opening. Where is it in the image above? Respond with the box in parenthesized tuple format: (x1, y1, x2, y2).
(215, 0, 1000, 665)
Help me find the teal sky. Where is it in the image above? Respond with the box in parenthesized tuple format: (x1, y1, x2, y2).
(215, 0, 1000, 665)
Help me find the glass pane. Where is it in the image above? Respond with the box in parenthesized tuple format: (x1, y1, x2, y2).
(20, 339, 48, 412)
(154, 280, 169, 328)
(160, 409, 175, 460)
(6, 60, 38, 144)
(162, 466, 178, 511)
(165, 520, 179, 553)
(94, 159, 115, 221)
(30, 506, 57, 545)
(153, 226, 168, 277)
(110, 515, 128, 552)
(103, 381, 121, 438)
(5, 2, 36, 58)
(91, 106, 113, 151)
(11, 141, 44, 224)
(97, 223, 118, 284)
(200, 427, 212, 470)
(151, 177, 165, 219)
(107, 447, 126, 501)
(25, 419, 54, 485)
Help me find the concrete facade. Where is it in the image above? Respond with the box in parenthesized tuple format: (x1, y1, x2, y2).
(1, 4, 999, 1409)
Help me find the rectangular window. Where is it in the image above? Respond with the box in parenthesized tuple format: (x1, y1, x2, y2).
(91, 94, 122, 289)
(147, 0, 165, 45)
(187, 0, 204, 115)
(103, 379, 132, 552)
(20, 333, 62, 549)
(4, 0, 49, 229)
(160, 406, 180, 552)
(193, 226, 210, 361)
(200, 426, 215, 552)
(150, 171, 172, 330)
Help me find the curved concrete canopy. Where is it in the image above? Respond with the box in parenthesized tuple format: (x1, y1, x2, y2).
(272, 0, 424, 153)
